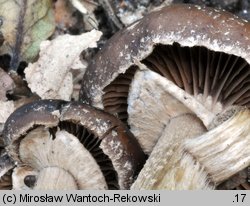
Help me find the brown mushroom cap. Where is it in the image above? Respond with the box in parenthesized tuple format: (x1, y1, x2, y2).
(3, 100, 145, 189)
(3, 99, 65, 147)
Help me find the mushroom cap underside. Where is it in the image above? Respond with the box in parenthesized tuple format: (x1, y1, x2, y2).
(2, 100, 145, 189)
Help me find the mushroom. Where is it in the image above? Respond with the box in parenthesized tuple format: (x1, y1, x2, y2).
(2, 99, 145, 189)
(80, 4, 250, 189)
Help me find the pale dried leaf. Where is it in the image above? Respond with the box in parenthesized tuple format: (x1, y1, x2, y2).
(24, 29, 102, 101)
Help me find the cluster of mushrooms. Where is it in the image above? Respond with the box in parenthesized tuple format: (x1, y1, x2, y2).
(1, 4, 250, 190)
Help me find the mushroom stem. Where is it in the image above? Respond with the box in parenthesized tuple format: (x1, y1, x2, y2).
(184, 108, 250, 184)
(132, 108, 250, 189)
(134, 61, 215, 128)
(131, 113, 209, 190)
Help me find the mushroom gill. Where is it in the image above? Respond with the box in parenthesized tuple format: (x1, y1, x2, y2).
(142, 43, 250, 109)
(58, 121, 119, 189)
(103, 66, 137, 123)
(103, 42, 250, 122)
(102, 43, 250, 152)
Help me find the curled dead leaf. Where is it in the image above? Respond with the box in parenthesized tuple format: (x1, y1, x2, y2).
(25, 29, 102, 101)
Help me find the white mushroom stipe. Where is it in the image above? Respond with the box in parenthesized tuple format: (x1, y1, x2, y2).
(133, 62, 216, 128)
(19, 127, 107, 189)
(131, 114, 209, 190)
(132, 108, 250, 189)
(128, 69, 191, 154)
(184, 109, 250, 184)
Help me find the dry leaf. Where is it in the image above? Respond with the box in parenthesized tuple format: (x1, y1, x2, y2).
(25, 29, 102, 101)
(0, 0, 55, 70)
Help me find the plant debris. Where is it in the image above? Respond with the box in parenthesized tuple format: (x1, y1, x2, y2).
(25, 29, 102, 101)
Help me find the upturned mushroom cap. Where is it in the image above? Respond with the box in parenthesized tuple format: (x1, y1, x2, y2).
(80, 4, 250, 189)
(3, 100, 145, 189)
